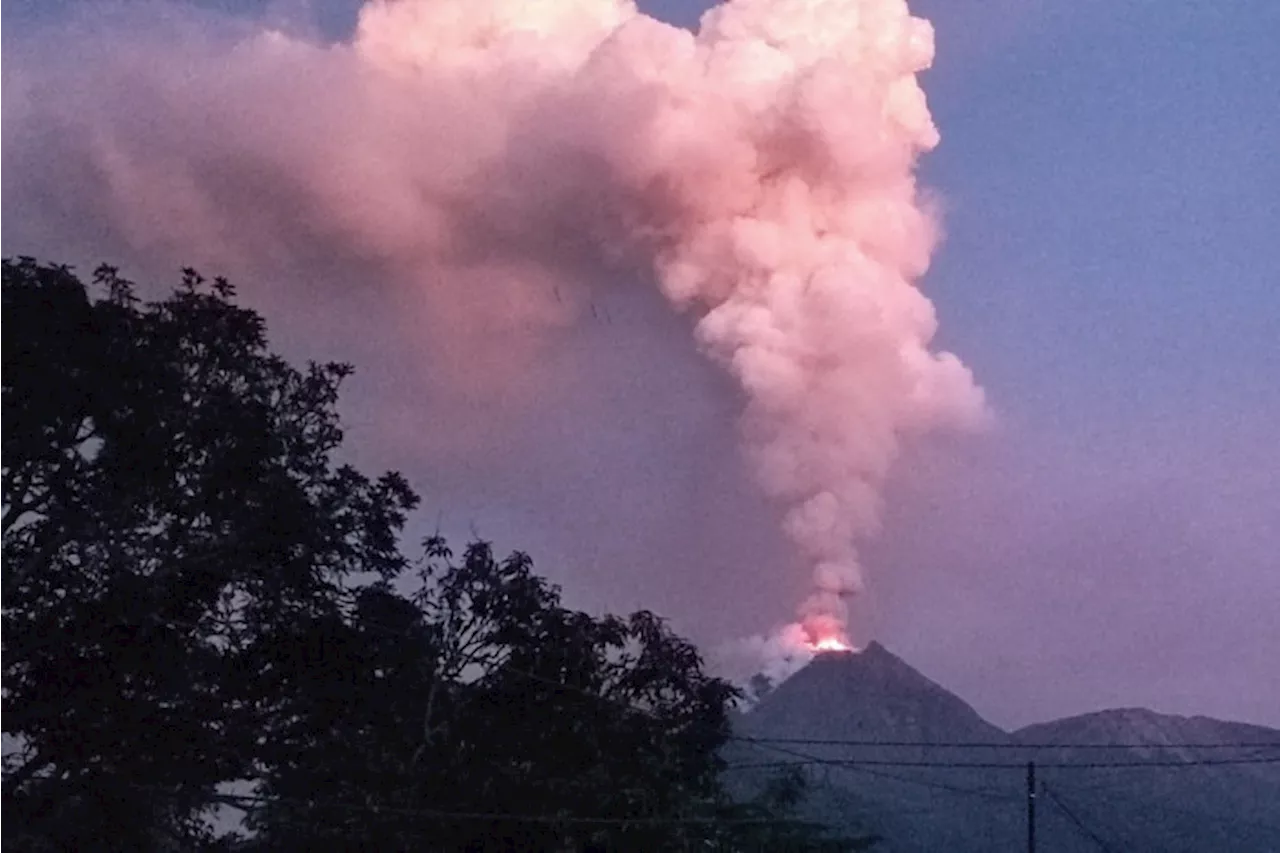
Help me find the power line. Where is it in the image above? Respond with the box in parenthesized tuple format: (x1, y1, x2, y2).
(1046, 776, 1280, 833)
(835, 762, 1018, 804)
(211, 792, 798, 827)
(1041, 784, 1121, 853)
(737, 737, 1016, 804)
(16, 598, 1276, 846)
(1037, 753, 1280, 769)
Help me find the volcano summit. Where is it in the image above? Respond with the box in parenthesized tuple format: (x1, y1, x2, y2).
(730, 644, 1280, 852)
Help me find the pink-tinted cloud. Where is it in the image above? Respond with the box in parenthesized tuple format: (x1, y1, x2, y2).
(3, 0, 986, 663)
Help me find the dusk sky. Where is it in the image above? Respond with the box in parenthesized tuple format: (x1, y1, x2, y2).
(4, 0, 1277, 729)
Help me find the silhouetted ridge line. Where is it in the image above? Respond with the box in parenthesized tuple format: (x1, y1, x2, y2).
(724, 754, 1280, 770)
(735, 735, 1280, 749)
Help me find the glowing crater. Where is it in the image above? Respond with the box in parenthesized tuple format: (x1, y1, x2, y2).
(810, 635, 855, 653)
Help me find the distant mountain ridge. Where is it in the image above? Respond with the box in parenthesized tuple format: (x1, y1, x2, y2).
(730, 643, 1280, 852)
(1014, 705, 1280, 751)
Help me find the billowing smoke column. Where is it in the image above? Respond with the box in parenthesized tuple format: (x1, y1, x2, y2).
(5, 0, 987, 653)
(360, 0, 988, 646)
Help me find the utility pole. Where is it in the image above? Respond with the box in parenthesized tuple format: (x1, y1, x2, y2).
(1026, 761, 1037, 853)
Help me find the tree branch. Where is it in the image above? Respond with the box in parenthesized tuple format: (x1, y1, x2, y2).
(16, 526, 74, 586)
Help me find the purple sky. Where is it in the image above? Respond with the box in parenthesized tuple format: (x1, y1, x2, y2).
(3, 0, 1277, 729)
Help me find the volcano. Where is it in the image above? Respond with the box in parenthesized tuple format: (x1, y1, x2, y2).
(729, 644, 1280, 852)
(739, 642, 1006, 748)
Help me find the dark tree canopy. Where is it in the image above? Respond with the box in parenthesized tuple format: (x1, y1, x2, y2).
(2, 258, 858, 853)
(3, 258, 417, 849)
(248, 538, 747, 851)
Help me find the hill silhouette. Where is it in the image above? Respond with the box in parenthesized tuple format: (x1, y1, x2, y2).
(729, 644, 1280, 852)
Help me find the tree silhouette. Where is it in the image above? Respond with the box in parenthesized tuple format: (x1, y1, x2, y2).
(3, 258, 417, 850)
(246, 537, 861, 851)
(3, 258, 859, 852)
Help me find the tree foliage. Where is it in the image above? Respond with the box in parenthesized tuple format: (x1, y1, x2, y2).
(3, 258, 417, 849)
(3, 258, 859, 852)
(247, 537, 749, 851)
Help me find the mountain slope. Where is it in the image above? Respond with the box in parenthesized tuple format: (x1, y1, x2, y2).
(731, 644, 1280, 853)
(1013, 708, 1280, 852)
(730, 644, 1029, 853)
(739, 643, 1006, 747)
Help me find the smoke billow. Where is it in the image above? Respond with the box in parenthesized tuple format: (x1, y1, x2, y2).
(2, 0, 987, 661)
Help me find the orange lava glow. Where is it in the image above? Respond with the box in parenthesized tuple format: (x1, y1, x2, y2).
(810, 635, 854, 653)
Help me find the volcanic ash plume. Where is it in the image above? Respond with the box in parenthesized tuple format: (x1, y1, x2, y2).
(5, 0, 987, 648)
(506, 0, 989, 644)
